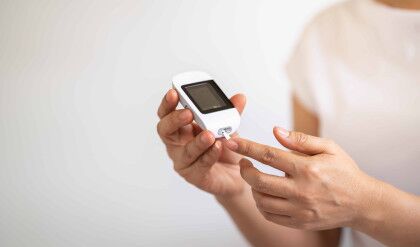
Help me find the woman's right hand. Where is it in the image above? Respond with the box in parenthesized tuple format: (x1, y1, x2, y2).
(156, 89, 247, 197)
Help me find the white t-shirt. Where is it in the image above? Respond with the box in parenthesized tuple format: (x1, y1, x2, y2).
(286, 0, 420, 246)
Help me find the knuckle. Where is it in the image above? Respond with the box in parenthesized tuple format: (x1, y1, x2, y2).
(261, 148, 277, 164)
(240, 141, 252, 155)
(308, 164, 321, 176)
(302, 163, 321, 178)
(302, 195, 313, 205)
(299, 209, 316, 223)
(293, 131, 308, 145)
(253, 174, 267, 191)
(292, 160, 300, 175)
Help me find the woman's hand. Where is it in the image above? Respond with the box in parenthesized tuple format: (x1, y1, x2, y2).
(225, 127, 382, 230)
(156, 89, 247, 197)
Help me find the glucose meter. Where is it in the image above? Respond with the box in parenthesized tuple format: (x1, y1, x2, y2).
(172, 71, 240, 139)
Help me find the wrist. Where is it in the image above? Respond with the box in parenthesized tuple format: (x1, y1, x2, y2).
(216, 185, 252, 208)
(350, 175, 387, 231)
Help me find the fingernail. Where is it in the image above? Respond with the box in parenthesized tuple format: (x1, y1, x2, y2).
(226, 139, 238, 151)
(166, 90, 174, 102)
(275, 127, 289, 138)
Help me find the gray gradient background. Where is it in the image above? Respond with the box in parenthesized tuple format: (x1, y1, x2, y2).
(0, 0, 339, 246)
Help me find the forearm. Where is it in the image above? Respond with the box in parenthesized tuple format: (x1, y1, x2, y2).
(353, 178, 420, 246)
(216, 186, 340, 247)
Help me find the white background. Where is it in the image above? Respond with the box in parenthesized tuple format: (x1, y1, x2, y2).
(0, 0, 337, 246)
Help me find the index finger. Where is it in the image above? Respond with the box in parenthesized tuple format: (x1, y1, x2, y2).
(226, 137, 300, 175)
(157, 89, 179, 119)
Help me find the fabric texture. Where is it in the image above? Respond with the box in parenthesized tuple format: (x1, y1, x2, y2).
(286, 0, 420, 246)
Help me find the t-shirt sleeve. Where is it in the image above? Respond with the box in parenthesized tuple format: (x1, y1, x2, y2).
(285, 24, 321, 114)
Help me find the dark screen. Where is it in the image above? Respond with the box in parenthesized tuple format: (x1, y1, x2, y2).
(182, 80, 233, 114)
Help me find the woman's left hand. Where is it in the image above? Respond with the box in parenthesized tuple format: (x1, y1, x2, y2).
(225, 127, 382, 231)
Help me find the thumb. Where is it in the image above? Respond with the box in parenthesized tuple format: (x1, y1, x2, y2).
(230, 93, 246, 115)
(273, 127, 336, 155)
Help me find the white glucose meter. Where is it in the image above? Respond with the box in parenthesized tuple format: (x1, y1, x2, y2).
(172, 71, 240, 139)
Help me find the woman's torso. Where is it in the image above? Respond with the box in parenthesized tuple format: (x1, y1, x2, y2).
(287, 0, 420, 246)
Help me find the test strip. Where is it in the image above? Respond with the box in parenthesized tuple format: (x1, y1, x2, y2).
(222, 130, 231, 140)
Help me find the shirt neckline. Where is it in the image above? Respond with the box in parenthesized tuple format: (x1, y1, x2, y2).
(367, 0, 420, 17)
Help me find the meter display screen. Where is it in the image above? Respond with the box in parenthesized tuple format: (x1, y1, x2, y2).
(182, 80, 234, 114)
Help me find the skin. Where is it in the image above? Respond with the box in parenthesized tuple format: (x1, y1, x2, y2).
(157, 90, 340, 246)
(157, 90, 420, 246)
(216, 96, 341, 247)
(224, 120, 420, 246)
(376, 0, 420, 9)
(157, 2, 420, 245)
(157, 89, 246, 197)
